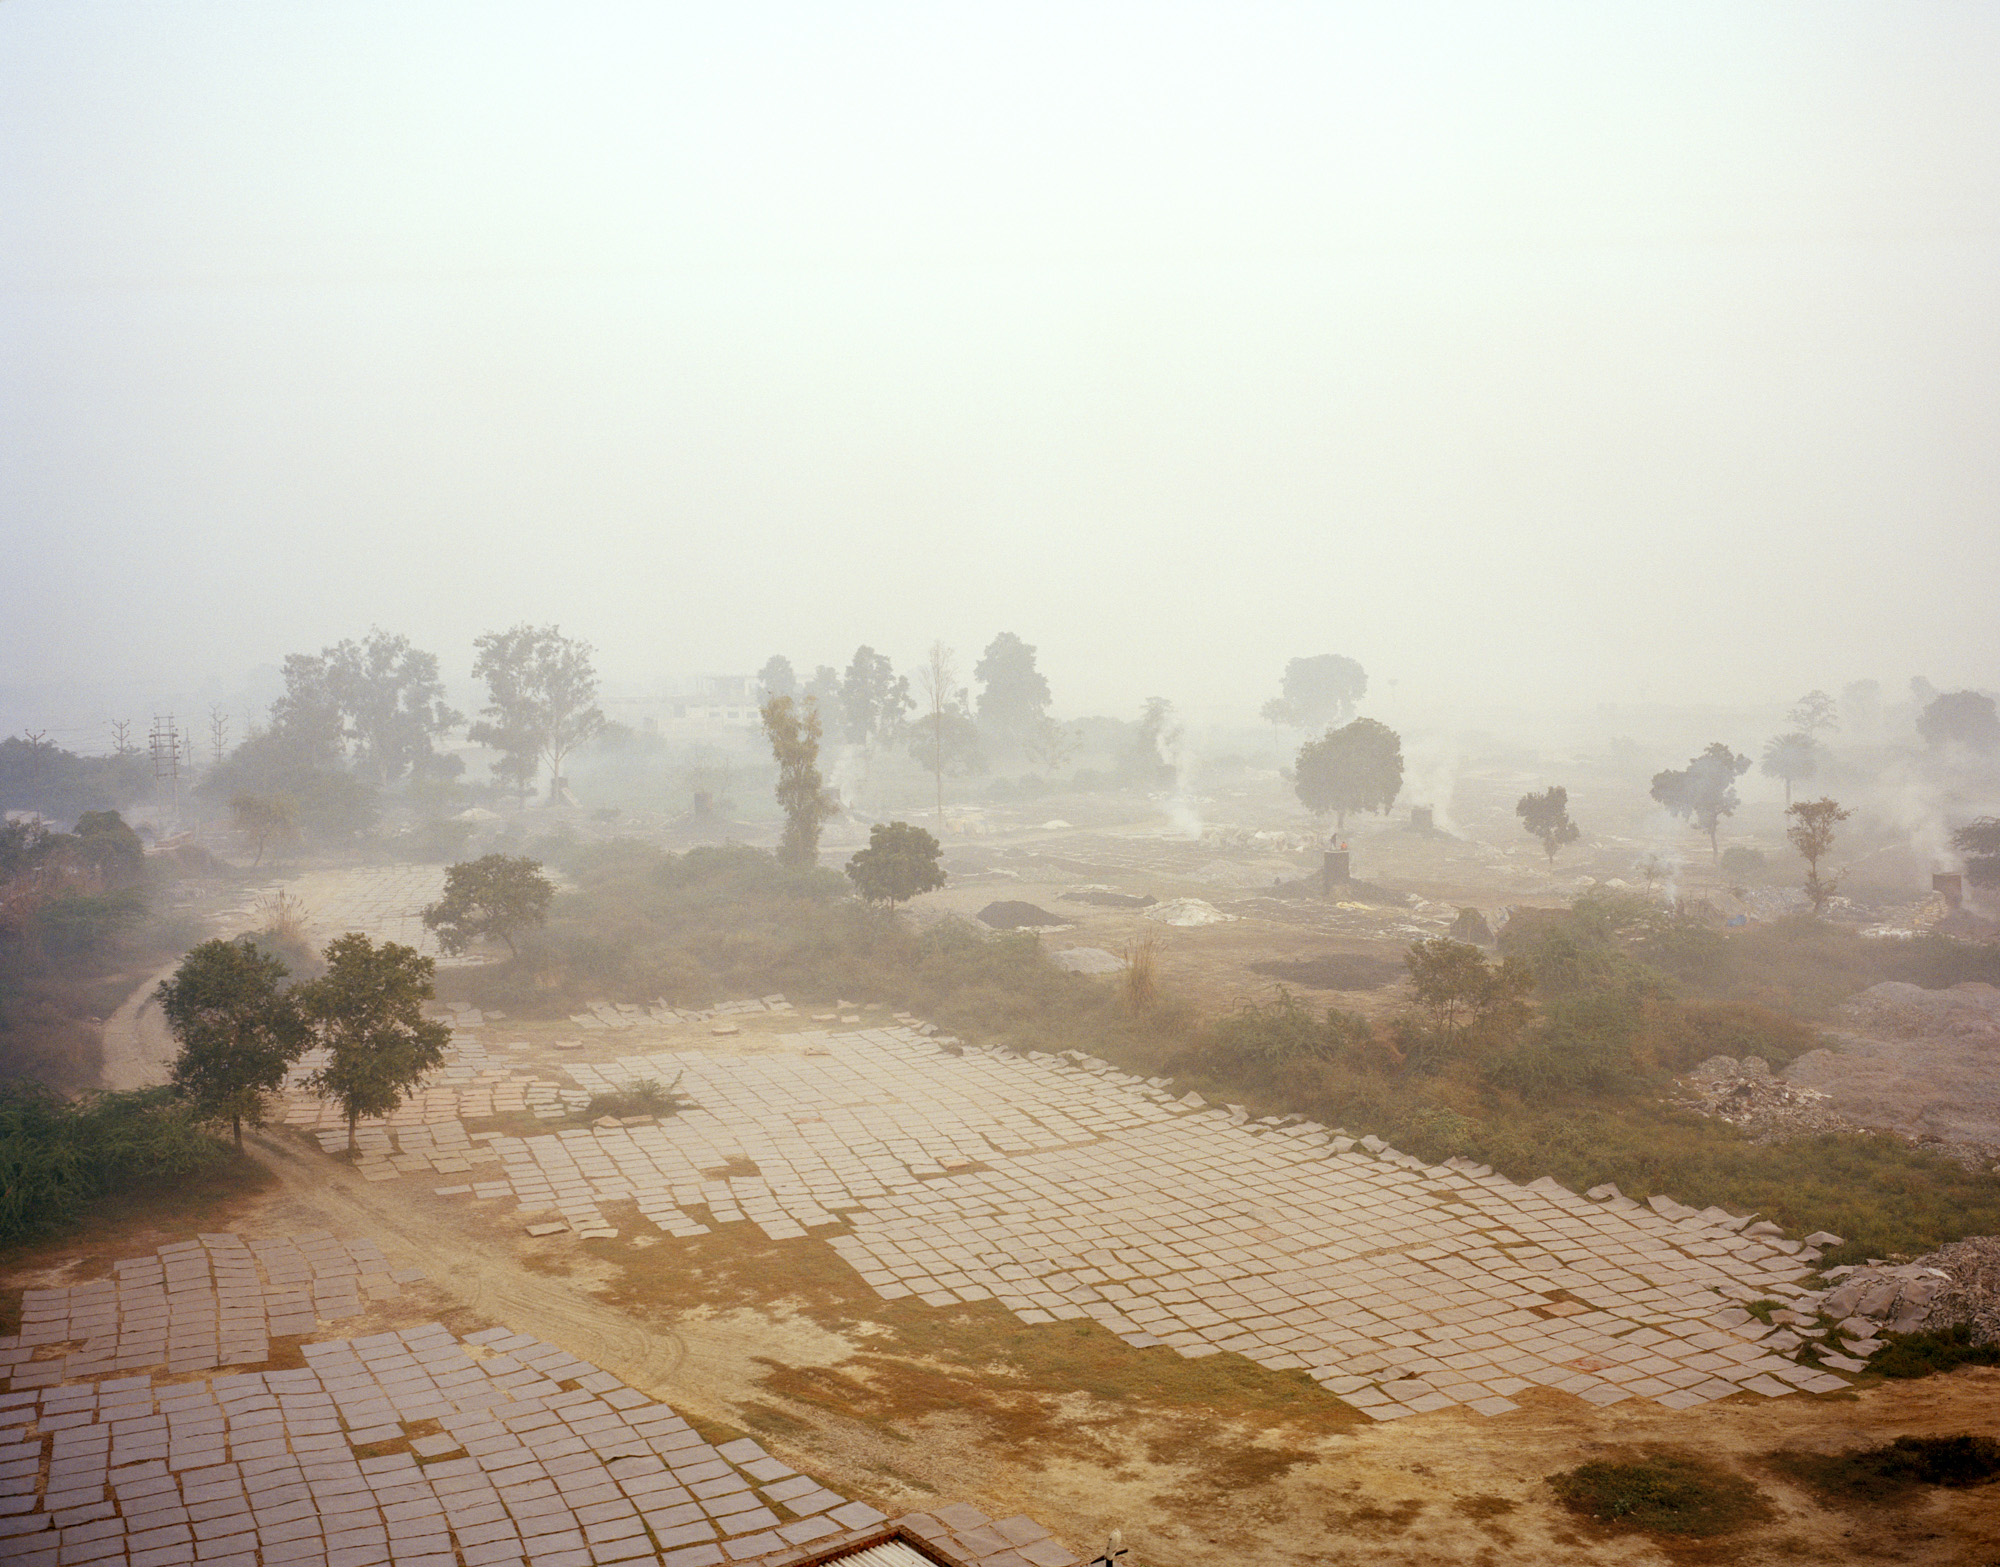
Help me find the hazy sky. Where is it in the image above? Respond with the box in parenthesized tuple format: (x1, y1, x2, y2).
(4, 1, 1997, 724)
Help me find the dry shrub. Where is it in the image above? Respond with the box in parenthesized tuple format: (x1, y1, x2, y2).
(1121, 935, 1158, 1016)
(252, 892, 321, 979)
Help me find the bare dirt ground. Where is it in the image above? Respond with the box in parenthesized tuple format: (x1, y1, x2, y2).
(1790, 983, 2000, 1156)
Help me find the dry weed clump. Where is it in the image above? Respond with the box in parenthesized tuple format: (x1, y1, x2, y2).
(1120, 935, 1158, 1016)
(252, 892, 322, 978)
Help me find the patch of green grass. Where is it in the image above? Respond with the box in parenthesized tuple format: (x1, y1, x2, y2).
(1549, 1446, 1771, 1537)
(1865, 1323, 2000, 1380)
(1767, 1434, 2000, 1506)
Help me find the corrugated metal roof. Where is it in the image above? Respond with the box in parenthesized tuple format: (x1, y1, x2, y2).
(819, 1542, 939, 1567)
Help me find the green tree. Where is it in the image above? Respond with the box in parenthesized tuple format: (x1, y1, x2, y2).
(760, 695, 840, 868)
(421, 854, 555, 956)
(272, 630, 462, 785)
(298, 934, 451, 1151)
(470, 624, 606, 802)
(1119, 698, 1181, 788)
(1516, 786, 1581, 865)
(1261, 654, 1367, 730)
(158, 939, 310, 1146)
(1953, 817, 2000, 888)
(1787, 689, 1839, 736)
(1650, 742, 1751, 862)
(1786, 796, 1852, 916)
(756, 655, 798, 701)
(230, 792, 298, 867)
(71, 811, 145, 888)
(837, 646, 913, 748)
(1403, 937, 1533, 1057)
(845, 821, 947, 906)
(973, 632, 1053, 746)
(1294, 717, 1403, 828)
(1760, 731, 1818, 804)
(1021, 714, 1079, 777)
(911, 643, 981, 829)
(1917, 691, 2000, 753)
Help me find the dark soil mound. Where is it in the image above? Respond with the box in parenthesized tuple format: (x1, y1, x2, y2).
(977, 901, 1071, 929)
(1250, 954, 1405, 991)
(1059, 888, 1156, 908)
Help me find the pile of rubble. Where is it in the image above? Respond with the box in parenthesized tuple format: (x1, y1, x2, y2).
(1674, 1055, 1855, 1143)
(1881, 1236, 2000, 1343)
(1800, 1236, 2000, 1349)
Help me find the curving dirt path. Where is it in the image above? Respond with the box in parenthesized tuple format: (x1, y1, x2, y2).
(242, 1127, 698, 1406)
(97, 961, 183, 1091)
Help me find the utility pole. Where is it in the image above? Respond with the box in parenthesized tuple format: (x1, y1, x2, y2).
(149, 715, 182, 825)
(209, 706, 230, 767)
(23, 731, 49, 804)
(110, 719, 134, 755)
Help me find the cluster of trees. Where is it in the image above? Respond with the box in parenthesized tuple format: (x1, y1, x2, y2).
(0, 736, 152, 822)
(1, 812, 149, 966)
(203, 623, 604, 855)
(755, 633, 1071, 776)
(153, 852, 558, 1151)
(159, 929, 452, 1151)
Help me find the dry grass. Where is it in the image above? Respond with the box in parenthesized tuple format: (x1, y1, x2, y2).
(586, 1212, 1352, 1502)
(1121, 935, 1158, 1016)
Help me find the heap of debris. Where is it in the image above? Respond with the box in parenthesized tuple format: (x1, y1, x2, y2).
(1881, 1236, 2000, 1343)
(1673, 1055, 1855, 1143)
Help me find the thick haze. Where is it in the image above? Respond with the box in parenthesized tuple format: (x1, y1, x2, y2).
(3, 1, 1997, 727)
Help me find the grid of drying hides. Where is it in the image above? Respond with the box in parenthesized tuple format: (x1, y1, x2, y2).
(0, 1310, 890, 1567)
(423, 1027, 1844, 1420)
(4, 1234, 410, 1390)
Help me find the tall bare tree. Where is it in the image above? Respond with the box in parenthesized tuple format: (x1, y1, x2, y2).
(918, 642, 955, 835)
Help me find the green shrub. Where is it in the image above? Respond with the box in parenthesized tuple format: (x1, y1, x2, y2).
(1720, 845, 1767, 882)
(1549, 1446, 1771, 1536)
(1866, 1323, 2000, 1380)
(1768, 1434, 2000, 1504)
(584, 1076, 685, 1120)
(0, 1081, 226, 1245)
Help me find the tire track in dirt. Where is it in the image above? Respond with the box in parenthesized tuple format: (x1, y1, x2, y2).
(243, 1128, 694, 1405)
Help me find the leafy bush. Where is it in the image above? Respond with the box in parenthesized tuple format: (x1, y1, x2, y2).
(1549, 1446, 1770, 1536)
(1720, 845, 1768, 882)
(584, 1075, 685, 1120)
(0, 1082, 226, 1245)
(1768, 1434, 2000, 1504)
(1865, 1323, 2000, 1380)
(36, 889, 148, 961)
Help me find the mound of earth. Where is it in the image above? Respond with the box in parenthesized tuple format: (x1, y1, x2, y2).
(1249, 954, 1405, 991)
(1143, 898, 1235, 927)
(1058, 886, 1156, 908)
(1785, 982, 2000, 1152)
(976, 900, 1071, 930)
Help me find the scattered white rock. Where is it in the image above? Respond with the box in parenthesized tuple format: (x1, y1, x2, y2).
(1143, 897, 1235, 927)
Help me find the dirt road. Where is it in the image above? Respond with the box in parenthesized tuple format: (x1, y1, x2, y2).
(243, 1126, 697, 1398)
(97, 961, 181, 1091)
